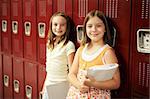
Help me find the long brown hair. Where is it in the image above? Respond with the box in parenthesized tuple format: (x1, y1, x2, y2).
(81, 10, 111, 46)
(47, 12, 71, 49)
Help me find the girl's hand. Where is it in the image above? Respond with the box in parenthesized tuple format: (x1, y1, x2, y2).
(83, 75, 96, 87)
(79, 84, 90, 93)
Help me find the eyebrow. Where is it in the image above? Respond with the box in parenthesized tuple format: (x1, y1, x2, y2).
(87, 22, 103, 25)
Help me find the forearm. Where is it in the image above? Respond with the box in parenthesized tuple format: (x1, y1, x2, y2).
(92, 79, 120, 90)
(68, 73, 81, 89)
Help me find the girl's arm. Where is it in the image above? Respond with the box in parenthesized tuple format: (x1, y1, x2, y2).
(84, 48, 120, 90)
(68, 48, 80, 88)
(67, 52, 75, 68)
(68, 48, 89, 93)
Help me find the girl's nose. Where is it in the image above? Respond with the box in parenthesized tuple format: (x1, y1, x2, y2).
(56, 24, 61, 29)
(91, 26, 96, 31)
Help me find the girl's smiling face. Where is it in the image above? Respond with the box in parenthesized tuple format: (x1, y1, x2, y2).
(86, 16, 106, 42)
(52, 16, 67, 37)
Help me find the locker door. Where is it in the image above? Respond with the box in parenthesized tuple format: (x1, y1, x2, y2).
(38, 65, 46, 99)
(23, 0, 37, 61)
(13, 58, 24, 99)
(37, 0, 52, 64)
(0, 54, 3, 99)
(36, 0, 52, 98)
(101, 0, 132, 98)
(53, 0, 73, 17)
(0, 0, 2, 52)
(131, 0, 149, 97)
(1, 0, 11, 55)
(0, 1, 2, 98)
(11, 0, 23, 57)
(24, 61, 37, 99)
(3, 55, 13, 99)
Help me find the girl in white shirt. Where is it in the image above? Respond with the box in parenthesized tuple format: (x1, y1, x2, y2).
(42, 12, 75, 99)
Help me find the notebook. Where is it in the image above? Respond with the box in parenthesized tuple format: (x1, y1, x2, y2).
(87, 63, 119, 81)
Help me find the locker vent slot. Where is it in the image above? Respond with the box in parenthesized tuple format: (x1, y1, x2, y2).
(141, 0, 149, 19)
(105, 0, 118, 18)
(78, 0, 88, 17)
(138, 62, 150, 88)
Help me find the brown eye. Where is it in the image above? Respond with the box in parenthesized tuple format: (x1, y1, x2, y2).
(53, 23, 57, 26)
(87, 25, 92, 28)
(97, 24, 102, 27)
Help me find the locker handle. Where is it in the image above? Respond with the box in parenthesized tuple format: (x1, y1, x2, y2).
(39, 91, 43, 99)
(76, 25, 84, 43)
(12, 21, 18, 34)
(26, 85, 32, 99)
(14, 80, 20, 93)
(4, 75, 9, 87)
(24, 22, 31, 36)
(137, 29, 150, 53)
(38, 23, 46, 38)
(2, 20, 7, 32)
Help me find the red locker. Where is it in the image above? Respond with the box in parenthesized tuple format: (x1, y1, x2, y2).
(0, 0, 2, 52)
(101, 0, 132, 97)
(130, 0, 149, 97)
(37, 0, 52, 64)
(23, 0, 37, 61)
(24, 61, 37, 99)
(73, 0, 99, 26)
(13, 57, 24, 99)
(53, 0, 73, 17)
(36, 0, 52, 98)
(1, 0, 11, 55)
(0, 1, 2, 98)
(38, 65, 46, 99)
(0, 54, 3, 99)
(11, 0, 23, 57)
(3, 55, 13, 99)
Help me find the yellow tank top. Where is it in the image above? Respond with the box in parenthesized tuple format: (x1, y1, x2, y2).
(78, 44, 111, 70)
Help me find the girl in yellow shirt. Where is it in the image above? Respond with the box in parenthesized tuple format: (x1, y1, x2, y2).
(67, 10, 120, 99)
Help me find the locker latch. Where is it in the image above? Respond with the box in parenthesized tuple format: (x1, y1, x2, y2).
(137, 29, 150, 53)
(26, 85, 32, 99)
(24, 22, 31, 36)
(39, 91, 43, 99)
(76, 25, 84, 43)
(2, 20, 7, 32)
(14, 80, 20, 93)
(4, 75, 9, 87)
(12, 21, 18, 34)
(38, 23, 46, 38)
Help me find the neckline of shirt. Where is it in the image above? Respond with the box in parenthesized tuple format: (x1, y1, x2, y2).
(82, 44, 108, 61)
